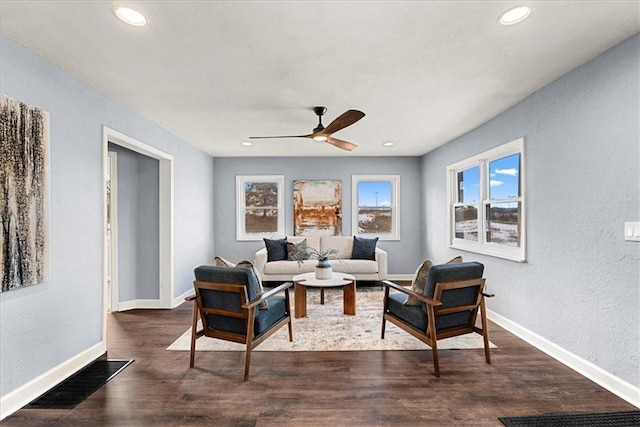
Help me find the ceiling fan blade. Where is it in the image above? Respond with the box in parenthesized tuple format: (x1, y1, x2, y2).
(248, 134, 312, 139)
(321, 110, 365, 135)
(326, 136, 358, 151)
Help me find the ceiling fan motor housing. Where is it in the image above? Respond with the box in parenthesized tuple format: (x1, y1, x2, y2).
(313, 106, 327, 132)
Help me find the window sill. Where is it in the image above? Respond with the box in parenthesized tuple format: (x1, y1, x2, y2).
(449, 242, 526, 263)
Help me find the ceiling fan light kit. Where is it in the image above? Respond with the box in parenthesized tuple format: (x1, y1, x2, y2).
(249, 106, 365, 151)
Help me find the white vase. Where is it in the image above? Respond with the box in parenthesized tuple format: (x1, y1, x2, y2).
(315, 259, 332, 280)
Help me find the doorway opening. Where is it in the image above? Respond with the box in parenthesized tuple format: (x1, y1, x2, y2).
(101, 126, 174, 347)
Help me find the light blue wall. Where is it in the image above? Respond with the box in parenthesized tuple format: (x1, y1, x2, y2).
(0, 35, 215, 397)
(421, 34, 639, 387)
(108, 144, 160, 301)
(212, 157, 423, 274)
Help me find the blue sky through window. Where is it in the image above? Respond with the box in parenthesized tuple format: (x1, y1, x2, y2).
(459, 153, 520, 202)
(489, 153, 520, 200)
(358, 182, 391, 207)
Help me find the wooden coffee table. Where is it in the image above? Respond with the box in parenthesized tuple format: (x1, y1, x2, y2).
(292, 272, 356, 318)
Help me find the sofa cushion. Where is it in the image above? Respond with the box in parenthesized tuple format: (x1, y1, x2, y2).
(264, 259, 316, 275)
(287, 239, 308, 261)
(319, 236, 353, 259)
(404, 256, 462, 306)
(236, 260, 268, 310)
(351, 236, 378, 260)
(263, 237, 288, 262)
(331, 259, 378, 275)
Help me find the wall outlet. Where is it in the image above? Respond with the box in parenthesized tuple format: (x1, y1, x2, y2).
(624, 222, 640, 242)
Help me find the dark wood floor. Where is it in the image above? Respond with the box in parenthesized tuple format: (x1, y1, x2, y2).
(4, 290, 636, 426)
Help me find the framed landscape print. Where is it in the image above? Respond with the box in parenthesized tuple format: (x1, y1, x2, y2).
(352, 175, 400, 240)
(236, 175, 284, 241)
(293, 180, 342, 236)
(1, 94, 50, 292)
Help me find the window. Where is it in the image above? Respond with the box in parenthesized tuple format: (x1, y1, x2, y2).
(352, 175, 400, 240)
(236, 175, 284, 241)
(447, 138, 525, 261)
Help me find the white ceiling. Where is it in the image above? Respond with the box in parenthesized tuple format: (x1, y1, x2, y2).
(1, 1, 638, 157)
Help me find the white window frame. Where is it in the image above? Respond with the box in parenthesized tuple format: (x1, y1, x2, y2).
(352, 175, 400, 240)
(236, 175, 285, 241)
(446, 138, 526, 262)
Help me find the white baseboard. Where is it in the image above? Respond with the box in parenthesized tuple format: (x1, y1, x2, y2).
(117, 299, 163, 311)
(0, 342, 105, 421)
(172, 288, 193, 308)
(386, 274, 414, 281)
(487, 309, 640, 408)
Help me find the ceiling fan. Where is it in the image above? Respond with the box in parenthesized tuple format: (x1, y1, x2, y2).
(249, 106, 365, 151)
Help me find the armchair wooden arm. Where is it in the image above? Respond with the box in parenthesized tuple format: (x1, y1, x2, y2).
(382, 280, 443, 307)
(242, 281, 293, 309)
(185, 294, 196, 302)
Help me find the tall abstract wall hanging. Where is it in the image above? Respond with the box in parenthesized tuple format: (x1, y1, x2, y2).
(1, 94, 50, 292)
(293, 180, 342, 236)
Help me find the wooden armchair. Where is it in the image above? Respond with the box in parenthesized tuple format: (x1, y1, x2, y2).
(381, 261, 493, 376)
(188, 265, 293, 381)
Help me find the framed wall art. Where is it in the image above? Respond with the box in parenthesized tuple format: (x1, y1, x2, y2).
(1, 94, 50, 292)
(293, 180, 342, 236)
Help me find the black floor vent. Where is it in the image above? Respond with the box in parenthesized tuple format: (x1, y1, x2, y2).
(26, 359, 133, 409)
(500, 411, 640, 427)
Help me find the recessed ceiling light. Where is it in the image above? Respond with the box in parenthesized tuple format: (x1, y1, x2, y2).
(499, 6, 532, 26)
(383, 142, 395, 147)
(114, 7, 148, 27)
(240, 141, 253, 147)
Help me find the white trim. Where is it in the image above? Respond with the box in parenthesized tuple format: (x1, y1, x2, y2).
(386, 273, 414, 282)
(352, 175, 400, 240)
(117, 299, 167, 311)
(0, 343, 104, 420)
(236, 175, 285, 241)
(488, 309, 640, 408)
(107, 151, 119, 311)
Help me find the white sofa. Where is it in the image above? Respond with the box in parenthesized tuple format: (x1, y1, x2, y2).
(254, 235, 388, 282)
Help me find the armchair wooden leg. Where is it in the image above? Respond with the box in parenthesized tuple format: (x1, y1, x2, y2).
(381, 286, 390, 339)
(480, 299, 491, 364)
(244, 307, 256, 381)
(189, 299, 199, 368)
(427, 304, 440, 377)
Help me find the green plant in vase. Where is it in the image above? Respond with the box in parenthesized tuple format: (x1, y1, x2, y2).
(293, 246, 340, 279)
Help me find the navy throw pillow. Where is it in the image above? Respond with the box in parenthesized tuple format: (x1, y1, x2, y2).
(263, 237, 288, 262)
(351, 236, 378, 260)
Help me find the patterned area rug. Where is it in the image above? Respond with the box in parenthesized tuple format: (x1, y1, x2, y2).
(167, 287, 496, 352)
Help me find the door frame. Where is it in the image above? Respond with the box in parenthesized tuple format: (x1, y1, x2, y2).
(107, 151, 119, 311)
(101, 126, 174, 345)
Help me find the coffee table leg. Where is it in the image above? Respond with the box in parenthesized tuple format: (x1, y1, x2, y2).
(294, 282, 307, 318)
(320, 288, 325, 305)
(343, 280, 356, 315)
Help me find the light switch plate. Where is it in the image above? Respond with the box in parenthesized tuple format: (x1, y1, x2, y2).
(624, 222, 640, 242)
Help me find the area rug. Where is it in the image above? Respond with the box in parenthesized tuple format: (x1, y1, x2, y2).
(26, 359, 133, 409)
(499, 411, 640, 426)
(167, 288, 496, 352)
